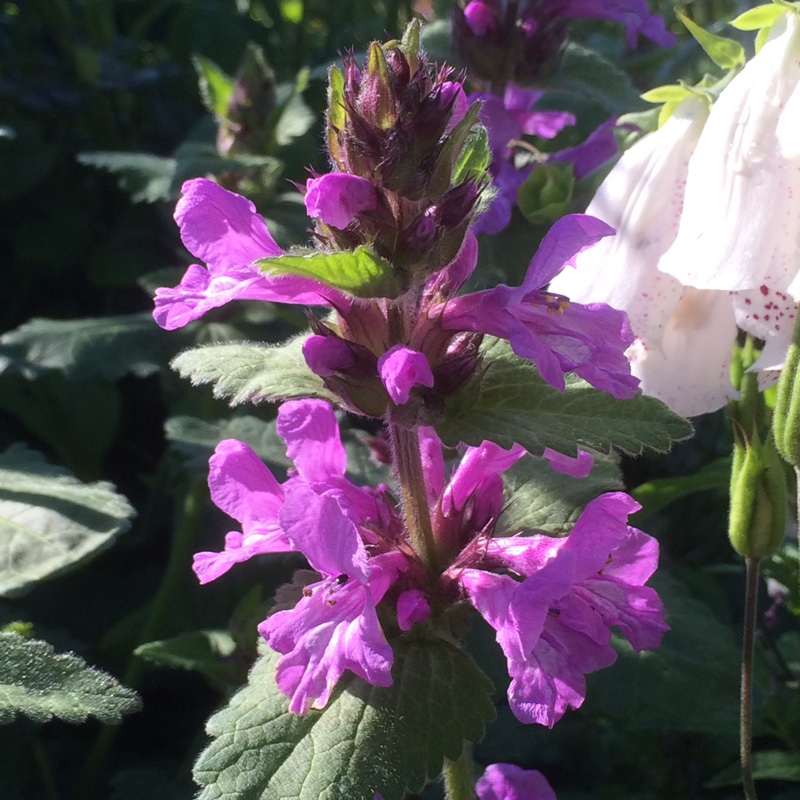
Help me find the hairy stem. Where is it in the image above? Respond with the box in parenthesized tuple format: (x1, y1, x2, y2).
(391, 421, 438, 575)
(443, 746, 476, 800)
(741, 556, 760, 800)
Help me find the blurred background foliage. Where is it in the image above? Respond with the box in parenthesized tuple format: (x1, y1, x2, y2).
(1, 1, 799, 798)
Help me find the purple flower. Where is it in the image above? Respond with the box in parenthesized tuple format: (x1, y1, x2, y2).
(377, 345, 435, 405)
(457, 492, 668, 726)
(476, 763, 557, 800)
(259, 484, 406, 713)
(304, 172, 379, 229)
(192, 399, 414, 712)
(153, 178, 348, 330)
(434, 214, 639, 398)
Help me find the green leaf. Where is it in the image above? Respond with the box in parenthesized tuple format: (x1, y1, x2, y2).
(632, 456, 731, 522)
(0, 313, 179, 380)
(135, 631, 238, 691)
(451, 122, 491, 186)
(586, 571, 740, 733)
(498, 452, 622, 536)
(0, 632, 141, 724)
(193, 55, 235, 120)
(78, 151, 176, 203)
(256, 247, 403, 299)
(545, 42, 644, 114)
(730, 4, 785, 31)
(171, 335, 337, 406)
(194, 638, 495, 800)
(327, 65, 346, 165)
(0, 444, 134, 597)
(677, 11, 745, 70)
(640, 84, 692, 104)
(437, 338, 693, 458)
(706, 749, 800, 787)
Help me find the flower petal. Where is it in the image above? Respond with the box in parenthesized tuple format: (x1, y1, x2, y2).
(277, 399, 347, 483)
(304, 173, 379, 229)
(377, 345, 434, 405)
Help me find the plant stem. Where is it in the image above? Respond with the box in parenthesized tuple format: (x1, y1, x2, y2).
(443, 746, 476, 800)
(390, 421, 438, 575)
(741, 556, 760, 800)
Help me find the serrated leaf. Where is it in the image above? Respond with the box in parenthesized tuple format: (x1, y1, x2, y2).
(193, 55, 235, 120)
(437, 338, 693, 458)
(0, 444, 134, 597)
(256, 247, 403, 299)
(677, 11, 745, 69)
(498, 452, 622, 536)
(0, 632, 141, 724)
(731, 4, 785, 32)
(194, 638, 495, 800)
(0, 313, 179, 380)
(171, 335, 337, 406)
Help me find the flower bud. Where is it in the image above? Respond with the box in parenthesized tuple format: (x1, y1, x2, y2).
(728, 430, 787, 560)
(773, 312, 800, 467)
(217, 44, 276, 156)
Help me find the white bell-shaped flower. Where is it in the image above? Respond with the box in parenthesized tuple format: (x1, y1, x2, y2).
(549, 94, 739, 416)
(659, 9, 800, 375)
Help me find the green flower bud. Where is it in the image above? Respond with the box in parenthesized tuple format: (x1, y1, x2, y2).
(728, 430, 787, 559)
(773, 312, 800, 467)
(517, 162, 575, 225)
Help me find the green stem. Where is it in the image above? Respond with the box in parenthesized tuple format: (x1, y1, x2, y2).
(390, 421, 437, 575)
(443, 746, 476, 800)
(741, 556, 760, 800)
(75, 480, 206, 800)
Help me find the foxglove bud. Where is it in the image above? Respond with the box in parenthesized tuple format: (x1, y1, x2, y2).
(728, 430, 787, 560)
(773, 313, 800, 468)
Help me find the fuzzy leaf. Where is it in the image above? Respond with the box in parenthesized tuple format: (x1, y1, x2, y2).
(256, 247, 403, 299)
(78, 151, 176, 203)
(452, 122, 491, 186)
(0, 632, 141, 724)
(194, 638, 495, 800)
(0, 445, 134, 597)
(0, 313, 179, 380)
(437, 338, 693, 457)
(171, 335, 337, 406)
(498, 453, 622, 536)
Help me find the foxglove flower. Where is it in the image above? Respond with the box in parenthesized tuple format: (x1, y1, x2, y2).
(658, 9, 800, 379)
(547, 93, 739, 416)
(476, 763, 557, 800)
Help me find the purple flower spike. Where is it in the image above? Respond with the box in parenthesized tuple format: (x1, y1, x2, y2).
(437, 214, 639, 398)
(476, 763, 557, 800)
(154, 179, 344, 330)
(259, 485, 406, 713)
(377, 345, 435, 404)
(304, 173, 380, 229)
(192, 439, 293, 585)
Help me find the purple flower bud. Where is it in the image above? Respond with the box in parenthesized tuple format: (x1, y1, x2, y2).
(304, 173, 379, 229)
